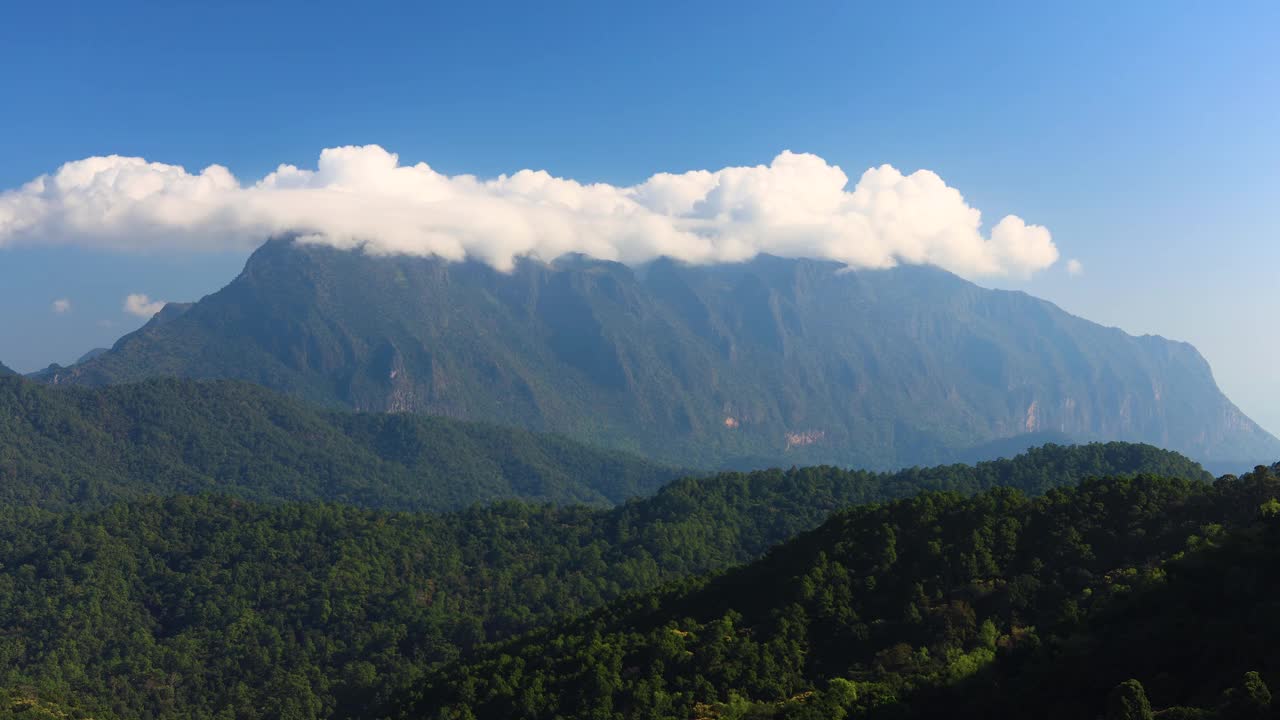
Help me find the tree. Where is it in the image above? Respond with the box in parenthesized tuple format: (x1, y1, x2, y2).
(1106, 679, 1153, 720)
(1220, 671, 1271, 720)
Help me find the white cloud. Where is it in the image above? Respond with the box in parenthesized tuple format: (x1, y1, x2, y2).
(1066, 258, 1084, 276)
(51, 298, 71, 314)
(0, 146, 1060, 277)
(123, 293, 166, 318)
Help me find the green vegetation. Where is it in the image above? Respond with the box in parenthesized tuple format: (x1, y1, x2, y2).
(0, 689, 99, 720)
(400, 465, 1280, 720)
(0, 376, 681, 511)
(0, 369, 1205, 518)
(0, 441, 1204, 719)
(42, 241, 1280, 468)
(0, 362, 14, 377)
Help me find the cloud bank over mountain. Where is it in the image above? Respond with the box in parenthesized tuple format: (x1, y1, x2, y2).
(0, 146, 1059, 277)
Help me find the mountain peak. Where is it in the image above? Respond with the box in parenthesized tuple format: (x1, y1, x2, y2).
(45, 240, 1280, 468)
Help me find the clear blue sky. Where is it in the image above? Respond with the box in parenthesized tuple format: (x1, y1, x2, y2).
(2, 1, 1278, 431)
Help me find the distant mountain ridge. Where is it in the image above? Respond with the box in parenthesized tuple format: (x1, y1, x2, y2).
(0, 376, 681, 511)
(74, 347, 109, 365)
(39, 238, 1280, 469)
(0, 361, 13, 376)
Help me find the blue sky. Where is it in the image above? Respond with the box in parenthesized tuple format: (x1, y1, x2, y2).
(2, 1, 1278, 431)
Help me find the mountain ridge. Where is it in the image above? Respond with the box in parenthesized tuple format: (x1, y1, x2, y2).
(400, 466, 1280, 720)
(0, 375, 683, 511)
(38, 238, 1280, 469)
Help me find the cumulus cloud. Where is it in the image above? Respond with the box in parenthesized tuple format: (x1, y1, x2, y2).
(51, 298, 71, 314)
(123, 293, 165, 318)
(0, 146, 1060, 277)
(1066, 258, 1084, 276)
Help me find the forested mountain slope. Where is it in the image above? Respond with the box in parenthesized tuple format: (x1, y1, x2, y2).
(0, 376, 680, 511)
(39, 239, 1280, 468)
(0, 443, 1204, 719)
(1, 373, 1207, 515)
(400, 465, 1280, 720)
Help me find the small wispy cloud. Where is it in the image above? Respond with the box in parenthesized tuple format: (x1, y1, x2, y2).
(51, 298, 71, 314)
(1066, 258, 1084, 277)
(123, 293, 166, 318)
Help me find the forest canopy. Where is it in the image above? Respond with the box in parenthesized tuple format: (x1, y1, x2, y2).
(0, 434, 1225, 719)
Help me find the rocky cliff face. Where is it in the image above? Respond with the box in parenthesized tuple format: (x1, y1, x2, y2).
(41, 239, 1280, 469)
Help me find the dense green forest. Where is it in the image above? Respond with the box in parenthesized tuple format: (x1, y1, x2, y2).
(0, 442, 1203, 719)
(0, 376, 682, 511)
(399, 464, 1280, 720)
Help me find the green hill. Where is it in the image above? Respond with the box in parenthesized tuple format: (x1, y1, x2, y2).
(0, 442, 1210, 719)
(0, 375, 681, 511)
(0, 361, 14, 377)
(39, 240, 1280, 469)
(402, 465, 1280, 720)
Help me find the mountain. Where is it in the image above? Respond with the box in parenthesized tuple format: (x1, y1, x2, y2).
(0, 361, 13, 376)
(401, 466, 1280, 720)
(0, 443, 1210, 720)
(41, 238, 1280, 468)
(0, 375, 681, 511)
(74, 347, 109, 365)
